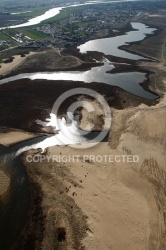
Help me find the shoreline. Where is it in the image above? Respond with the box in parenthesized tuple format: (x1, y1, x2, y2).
(0, 21, 155, 78)
(0, 21, 160, 106)
(0, 78, 159, 134)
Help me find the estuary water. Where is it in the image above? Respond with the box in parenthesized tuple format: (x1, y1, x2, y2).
(78, 22, 157, 60)
(0, 56, 157, 99)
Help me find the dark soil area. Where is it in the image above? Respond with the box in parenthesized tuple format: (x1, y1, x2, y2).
(17, 151, 88, 250)
(13, 177, 44, 250)
(0, 78, 158, 133)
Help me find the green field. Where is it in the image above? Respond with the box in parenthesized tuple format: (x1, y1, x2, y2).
(15, 28, 48, 40)
(0, 32, 10, 40)
(0, 31, 17, 46)
(0, 2, 5, 7)
(42, 5, 87, 24)
(14, 7, 50, 18)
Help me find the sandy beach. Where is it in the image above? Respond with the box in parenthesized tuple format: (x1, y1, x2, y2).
(0, 130, 38, 147)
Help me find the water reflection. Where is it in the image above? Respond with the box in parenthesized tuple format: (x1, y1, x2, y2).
(0, 0, 141, 30)
(0, 58, 157, 99)
(78, 22, 157, 60)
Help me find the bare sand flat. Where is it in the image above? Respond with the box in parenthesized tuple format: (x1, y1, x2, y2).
(0, 131, 37, 146)
(21, 92, 166, 249)
(0, 52, 37, 76)
(47, 143, 150, 250)
(45, 92, 166, 249)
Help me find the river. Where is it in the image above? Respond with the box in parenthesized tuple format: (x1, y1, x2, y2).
(0, 0, 140, 30)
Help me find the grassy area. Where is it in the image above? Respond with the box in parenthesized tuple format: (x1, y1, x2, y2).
(42, 9, 71, 24)
(0, 31, 17, 46)
(15, 28, 48, 40)
(0, 48, 29, 62)
(0, 32, 10, 40)
(14, 7, 50, 18)
(42, 5, 87, 24)
(0, 1, 5, 7)
(0, 47, 45, 63)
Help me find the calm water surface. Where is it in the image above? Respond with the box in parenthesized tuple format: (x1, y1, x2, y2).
(78, 22, 157, 60)
(0, 58, 157, 99)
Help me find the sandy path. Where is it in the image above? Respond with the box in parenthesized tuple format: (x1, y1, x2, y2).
(0, 52, 37, 76)
(0, 131, 37, 146)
